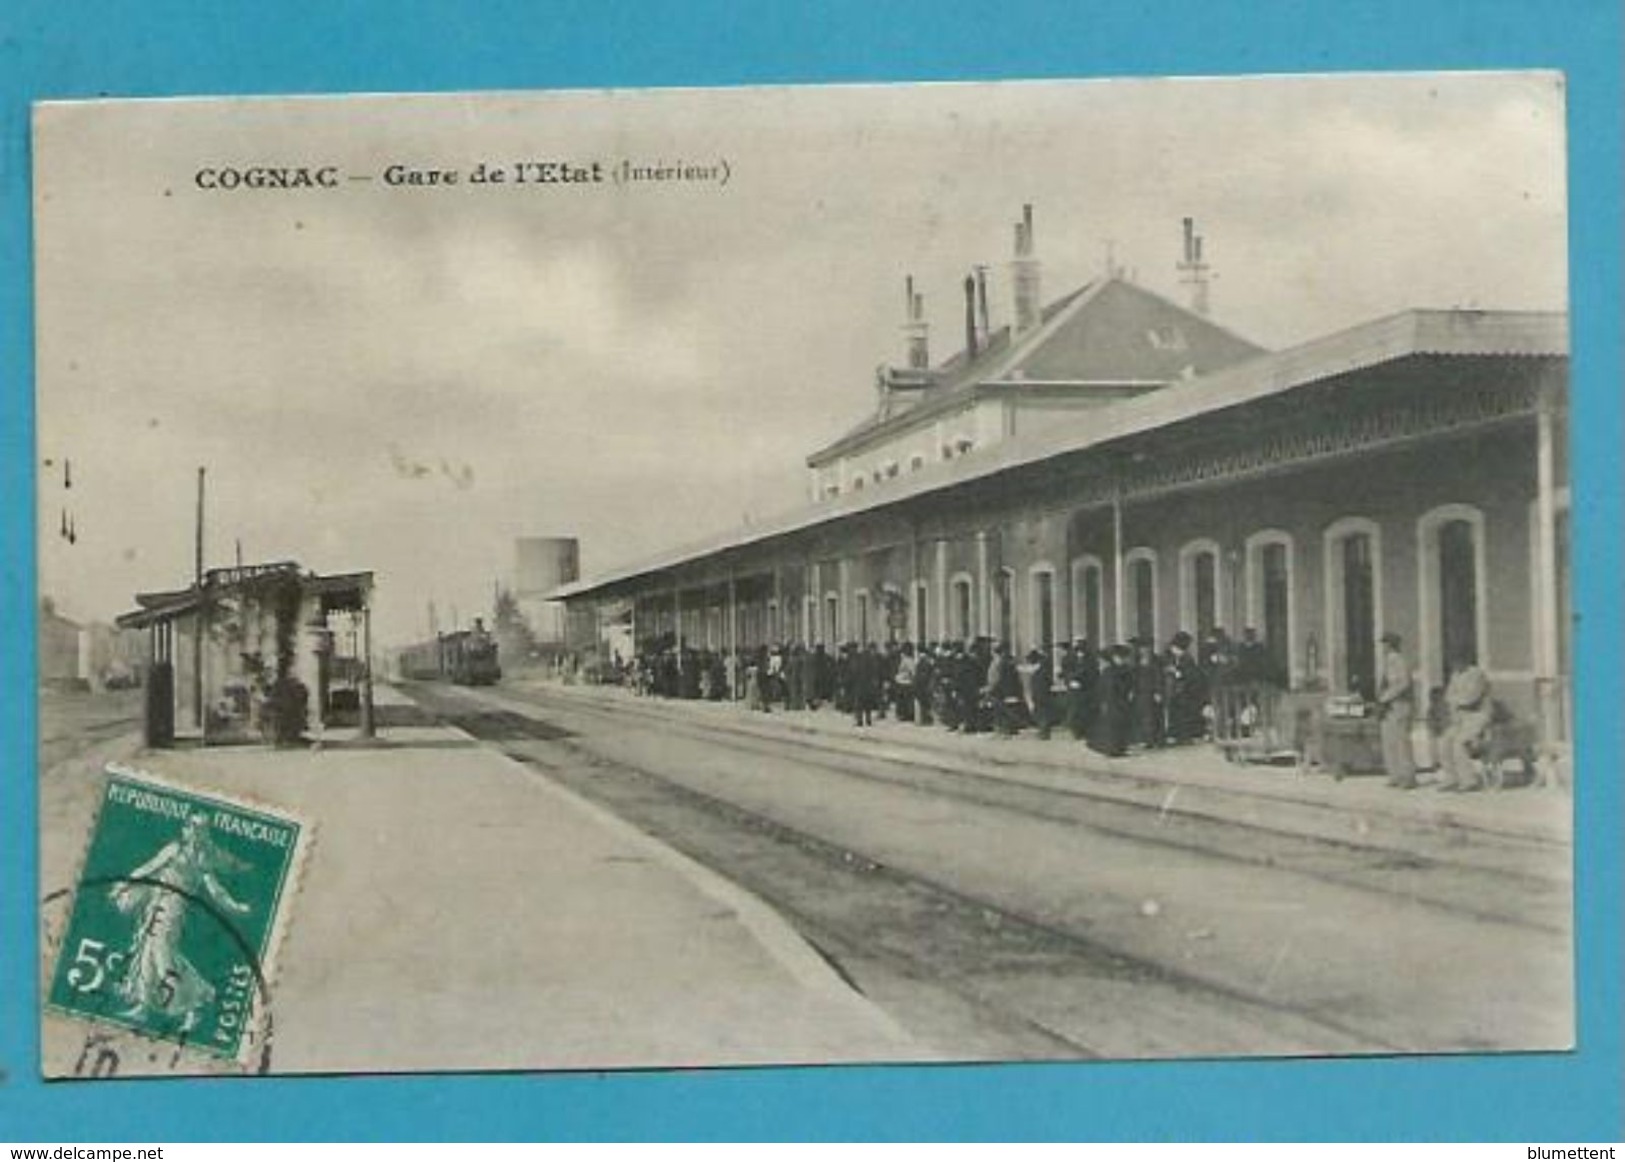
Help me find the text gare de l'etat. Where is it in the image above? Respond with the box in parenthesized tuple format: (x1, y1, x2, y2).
(192, 159, 727, 190)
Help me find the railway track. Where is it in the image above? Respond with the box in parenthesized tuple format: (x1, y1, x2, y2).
(424, 682, 1570, 936)
(401, 681, 1572, 1058)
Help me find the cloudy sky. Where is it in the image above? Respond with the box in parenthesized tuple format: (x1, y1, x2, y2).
(34, 73, 1567, 647)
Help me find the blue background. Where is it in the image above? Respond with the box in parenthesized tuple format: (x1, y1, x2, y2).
(2, 0, 1619, 1142)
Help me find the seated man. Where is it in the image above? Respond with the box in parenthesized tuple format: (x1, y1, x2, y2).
(1437, 655, 1493, 791)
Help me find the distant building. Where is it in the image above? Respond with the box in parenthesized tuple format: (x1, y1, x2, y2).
(81, 621, 145, 687)
(39, 598, 83, 687)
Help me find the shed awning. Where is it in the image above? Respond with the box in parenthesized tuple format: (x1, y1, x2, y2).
(115, 566, 375, 628)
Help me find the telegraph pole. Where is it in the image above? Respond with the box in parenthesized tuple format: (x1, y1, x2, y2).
(194, 467, 207, 741)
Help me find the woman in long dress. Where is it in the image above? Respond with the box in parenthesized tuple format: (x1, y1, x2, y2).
(108, 811, 251, 1032)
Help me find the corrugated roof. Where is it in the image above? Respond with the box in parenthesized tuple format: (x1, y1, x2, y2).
(555, 308, 1567, 601)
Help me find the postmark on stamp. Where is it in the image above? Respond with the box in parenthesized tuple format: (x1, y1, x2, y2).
(45, 764, 309, 1068)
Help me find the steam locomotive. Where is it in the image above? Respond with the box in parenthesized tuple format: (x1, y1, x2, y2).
(397, 620, 502, 686)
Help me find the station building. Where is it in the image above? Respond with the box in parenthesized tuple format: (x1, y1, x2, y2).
(555, 209, 1570, 749)
(117, 560, 376, 746)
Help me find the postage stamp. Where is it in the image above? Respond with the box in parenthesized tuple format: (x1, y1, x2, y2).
(44, 764, 309, 1067)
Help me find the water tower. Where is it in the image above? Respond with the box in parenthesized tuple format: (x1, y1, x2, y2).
(515, 536, 580, 646)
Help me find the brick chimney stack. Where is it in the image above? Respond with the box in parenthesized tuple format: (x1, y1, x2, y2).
(1010, 203, 1042, 335)
(903, 275, 930, 370)
(964, 273, 979, 360)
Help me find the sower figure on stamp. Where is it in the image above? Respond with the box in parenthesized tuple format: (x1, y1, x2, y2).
(1376, 631, 1418, 789)
(109, 811, 252, 1032)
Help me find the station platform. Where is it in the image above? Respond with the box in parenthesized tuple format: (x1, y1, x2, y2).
(38, 681, 923, 1075)
(505, 677, 1573, 862)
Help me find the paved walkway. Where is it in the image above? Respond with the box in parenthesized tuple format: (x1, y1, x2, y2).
(509, 677, 1573, 858)
(40, 683, 921, 1075)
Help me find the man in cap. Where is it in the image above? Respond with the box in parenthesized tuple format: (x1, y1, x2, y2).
(1024, 648, 1055, 740)
(1060, 639, 1094, 741)
(1164, 631, 1206, 744)
(1376, 631, 1417, 789)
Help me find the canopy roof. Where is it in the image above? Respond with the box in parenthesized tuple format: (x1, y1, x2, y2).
(116, 562, 373, 628)
(556, 308, 1567, 603)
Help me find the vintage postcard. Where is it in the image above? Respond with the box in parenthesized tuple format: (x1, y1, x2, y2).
(36, 74, 1572, 1077)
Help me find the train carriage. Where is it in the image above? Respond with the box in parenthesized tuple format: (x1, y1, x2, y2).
(396, 623, 501, 685)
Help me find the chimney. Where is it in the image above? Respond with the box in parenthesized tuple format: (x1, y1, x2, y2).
(1177, 215, 1213, 316)
(974, 265, 991, 349)
(963, 273, 979, 360)
(903, 275, 929, 370)
(1010, 203, 1042, 335)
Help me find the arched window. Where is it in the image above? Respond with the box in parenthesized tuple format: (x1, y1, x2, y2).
(878, 583, 906, 644)
(1028, 563, 1057, 652)
(1322, 517, 1384, 698)
(1124, 547, 1159, 645)
(1244, 529, 1296, 686)
(993, 568, 1016, 646)
(1070, 555, 1106, 645)
(1417, 504, 1488, 689)
(950, 573, 975, 641)
(1178, 538, 1226, 641)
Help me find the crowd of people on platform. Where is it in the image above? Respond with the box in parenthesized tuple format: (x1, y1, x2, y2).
(616, 626, 1287, 758)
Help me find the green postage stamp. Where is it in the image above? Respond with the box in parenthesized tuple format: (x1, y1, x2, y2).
(46, 765, 309, 1065)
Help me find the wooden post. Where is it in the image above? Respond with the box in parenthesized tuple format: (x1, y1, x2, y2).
(935, 539, 948, 642)
(359, 602, 376, 739)
(976, 531, 989, 638)
(1112, 490, 1126, 646)
(194, 467, 206, 738)
(1535, 394, 1563, 774)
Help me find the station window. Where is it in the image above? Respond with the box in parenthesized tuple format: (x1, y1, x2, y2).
(951, 576, 974, 640)
(1125, 548, 1159, 644)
